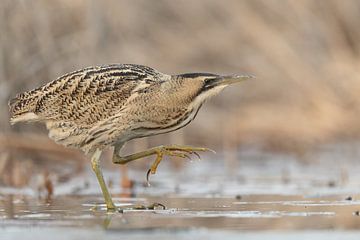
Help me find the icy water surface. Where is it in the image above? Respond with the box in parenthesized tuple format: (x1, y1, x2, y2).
(2, 194, 360, 230)
(2, 145, 360, 239)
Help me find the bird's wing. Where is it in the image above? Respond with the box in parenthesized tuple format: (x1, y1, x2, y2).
(10, 64, 165, 126)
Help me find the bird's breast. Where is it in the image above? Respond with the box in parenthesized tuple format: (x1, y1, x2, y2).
(131, 104, 202, 138)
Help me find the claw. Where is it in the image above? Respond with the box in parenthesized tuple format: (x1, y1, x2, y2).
(176, 152, 192, 160)
(145, 145, 215, 187)
(191, 151, 201, 160)
(146, 169, 151, 187)
(205, 148, 216, 154)
(183, 153, 192, 160)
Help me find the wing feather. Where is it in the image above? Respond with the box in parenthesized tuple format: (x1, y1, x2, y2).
(10, 64, 163, 125)
(9, 64, 167, 151)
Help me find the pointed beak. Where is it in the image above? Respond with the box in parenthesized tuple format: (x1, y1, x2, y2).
(202, 74, 254, 90)
(214, 74, 254, 86)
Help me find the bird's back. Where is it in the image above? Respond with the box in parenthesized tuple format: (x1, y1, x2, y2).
(9, 64, 168, 151)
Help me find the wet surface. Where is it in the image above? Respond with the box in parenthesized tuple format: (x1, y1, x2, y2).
(2, 145, 360, 238)
(2, 193, 360, 230)
(2, 194, 360, 231)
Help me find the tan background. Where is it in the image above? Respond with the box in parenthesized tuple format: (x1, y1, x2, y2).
(2, 0, 360, 155)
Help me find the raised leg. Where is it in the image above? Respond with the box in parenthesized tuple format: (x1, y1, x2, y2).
(112, 144, 214, 183)
(91, 148, 116, 211)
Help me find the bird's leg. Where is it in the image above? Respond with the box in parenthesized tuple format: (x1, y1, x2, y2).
(112, 145, 214, 183)
(91, 149, 116, 211)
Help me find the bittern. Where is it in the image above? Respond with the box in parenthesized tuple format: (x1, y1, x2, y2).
(9, 64, 251, 211)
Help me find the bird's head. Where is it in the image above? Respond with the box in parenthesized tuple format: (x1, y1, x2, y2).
(177, 72, 253, 106)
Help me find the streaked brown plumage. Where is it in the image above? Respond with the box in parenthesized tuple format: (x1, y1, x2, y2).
(9, 63, 251, 211)
(10, 64, 168, 153)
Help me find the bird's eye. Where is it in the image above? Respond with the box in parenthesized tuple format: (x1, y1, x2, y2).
(203, 77, 218, 90)
(204, 77, 215, 83)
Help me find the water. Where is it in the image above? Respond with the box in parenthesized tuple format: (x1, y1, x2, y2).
(2, 145, 360, 238)
(2, 194, 360, 230)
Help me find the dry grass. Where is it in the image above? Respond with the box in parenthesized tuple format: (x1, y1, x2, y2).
(0, 133, 85, 187)
(2, 0, 360, 155)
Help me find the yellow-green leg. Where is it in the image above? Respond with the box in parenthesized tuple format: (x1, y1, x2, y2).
(112, 145, 214, 183)
(91, 148, 116, 211)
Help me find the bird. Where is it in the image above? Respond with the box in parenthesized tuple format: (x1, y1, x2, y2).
(9, 64, 252, 211)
